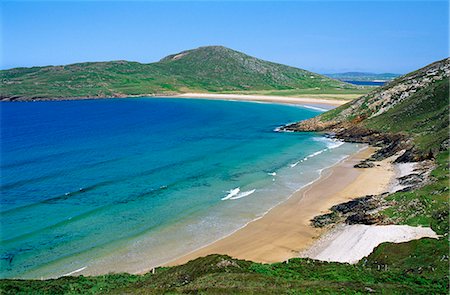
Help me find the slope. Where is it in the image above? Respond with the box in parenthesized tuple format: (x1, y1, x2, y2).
(284, 57, 450, 159)
(0, 46, 356, 101)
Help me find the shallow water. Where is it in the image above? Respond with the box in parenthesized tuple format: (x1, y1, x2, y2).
(0, 97, 359, 278)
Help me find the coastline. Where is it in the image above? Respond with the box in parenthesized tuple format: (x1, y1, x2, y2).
(165, 146, 395, 267)
(3, 93, 350, 108)
(169, 93, 349, 107)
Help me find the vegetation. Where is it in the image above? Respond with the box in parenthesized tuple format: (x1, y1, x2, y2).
(364, 78, 449, 153)
(313, 58, 449, 155)
(1, 151, 448, 294)
(0, 54, 448, 294)
(0, 46, 358, 101)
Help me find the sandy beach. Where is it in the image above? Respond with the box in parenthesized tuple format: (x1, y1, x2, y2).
(171, 93, 350, 107)
(167, 147, 396, 266)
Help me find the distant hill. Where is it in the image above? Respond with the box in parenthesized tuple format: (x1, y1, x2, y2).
(0, 46, 356, 101)
(286, 58, 449, 160)
(324, 72, 400, 82)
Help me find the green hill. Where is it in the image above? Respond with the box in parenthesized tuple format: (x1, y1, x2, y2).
(0, 46, 356, 101)
(285, 57, 450, 160)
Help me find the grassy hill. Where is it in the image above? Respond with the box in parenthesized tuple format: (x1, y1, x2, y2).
(1, 56, 448, 294)
(286, 57, 449, 159)
(0, 46, 358, 101)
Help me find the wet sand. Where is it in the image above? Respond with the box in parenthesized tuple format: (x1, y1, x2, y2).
(167, 147, 395, 266)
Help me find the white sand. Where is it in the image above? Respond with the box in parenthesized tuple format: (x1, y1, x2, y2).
(389, 162, 417, 192)
(171, 93, 349, 107)
(300, 224, 438, 264)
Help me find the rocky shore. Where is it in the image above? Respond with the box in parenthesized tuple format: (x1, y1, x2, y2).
(281, 57, 449, 163)
(310, 156, 435, 229)
(282, 121, 428, 163)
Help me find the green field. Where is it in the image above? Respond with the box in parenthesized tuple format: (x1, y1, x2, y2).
(0, 46, 360, 101)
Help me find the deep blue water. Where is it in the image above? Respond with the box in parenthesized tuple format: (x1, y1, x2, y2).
(343, 80, 386, 86)
(0, 98, 359, 278)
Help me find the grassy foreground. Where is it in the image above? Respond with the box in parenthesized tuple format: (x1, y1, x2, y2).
(1, 152, 448, 294)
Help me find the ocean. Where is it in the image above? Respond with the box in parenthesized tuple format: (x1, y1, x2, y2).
(343, 80, 386, 86)
(0, 98, 360, 278)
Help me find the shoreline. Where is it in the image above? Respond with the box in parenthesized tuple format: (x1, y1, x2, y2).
(169, 93, 349, 107)
(7, 94, 353, 280)
(165, 146, 396, 267)
(3, 93, 350, 108)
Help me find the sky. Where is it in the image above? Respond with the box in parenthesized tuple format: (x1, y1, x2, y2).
(1, 1, 448, 73)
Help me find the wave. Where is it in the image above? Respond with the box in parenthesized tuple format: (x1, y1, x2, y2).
(221, 187, 240, 200)
(2, 184, 173, 245)
(308, 149, 327, 158)
(328, 141, 344, 149)
(300, 105, 328, 112)
(273, 121, 298, 133)
(267, 172, 277, 176)
(229, 189, 256, 200)
(313, 136, 345, 149)
(290, 146, 331, 168)
(290, 161, 300, 168)
(62, 266, 87, 277)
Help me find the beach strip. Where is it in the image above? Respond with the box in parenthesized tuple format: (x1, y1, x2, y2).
(170, 93, 350, 107)
(166, 147, 395, 266)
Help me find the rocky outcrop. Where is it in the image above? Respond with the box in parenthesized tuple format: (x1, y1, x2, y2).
(311, 194, 389, 228)
(311, 158, 436, 228)
(281, 58, 449, 162)
(283, 121, 414, 161)
(354, 160, 374, 168)
(329, 57, 450, 121)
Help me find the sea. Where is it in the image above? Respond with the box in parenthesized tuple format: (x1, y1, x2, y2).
(343, 80, 386, 86)
(0, 97, 360, 278)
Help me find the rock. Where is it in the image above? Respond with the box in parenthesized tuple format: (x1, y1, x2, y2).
(216, 259, 239, 269)
(330, 195, 378, 214)
(311, 212, 339, 228)
(354, 161, 375, 168)
(345, 212, 382, 225)
(398, 173, 423, 187)
(311, 194, 388, 228)
(440, 138, 449, 150)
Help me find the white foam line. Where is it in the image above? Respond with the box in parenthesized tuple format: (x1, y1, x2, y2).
(221, 187, 240, 200)
(229, 189, 256, 200)
(300, 105, 328, 112)
(267, 172, 277, 176)
(154, 145, 370, 274)
(62, 266, 87, 277)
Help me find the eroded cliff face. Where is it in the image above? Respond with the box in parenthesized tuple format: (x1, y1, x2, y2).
(282, 58, 449, 161)
(329, 58, 449, 122)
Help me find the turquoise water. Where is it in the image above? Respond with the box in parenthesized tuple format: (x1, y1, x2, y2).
(0, 98, 359, 278)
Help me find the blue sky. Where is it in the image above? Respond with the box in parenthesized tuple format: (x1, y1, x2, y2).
(1, 1, 448, 73)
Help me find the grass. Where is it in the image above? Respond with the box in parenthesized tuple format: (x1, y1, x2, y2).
(363, 79, 449, 154)
(1, 52, 447, 293)
(315, 63, 449, 156)
(1, 46, 358, 100)
(382, 151, 449, 234)
(2, 151, 448, 294)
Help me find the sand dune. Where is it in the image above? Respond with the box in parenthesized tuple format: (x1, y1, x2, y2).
(300, 224, 438, 264)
